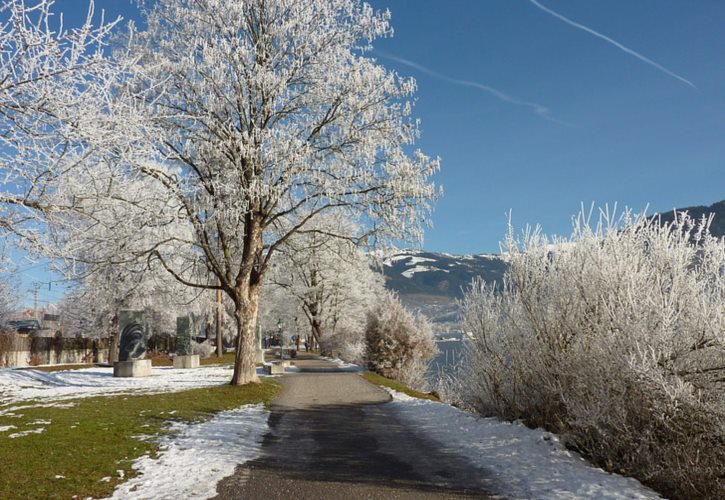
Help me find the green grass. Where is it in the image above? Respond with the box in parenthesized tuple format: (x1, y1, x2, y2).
(0, 379, 281, 499)
(361, 371, 440, 402)
(200, 352, 237, 365)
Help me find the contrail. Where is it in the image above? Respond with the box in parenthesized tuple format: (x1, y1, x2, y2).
(376, 50, 570, 125)
(529, 0, 696, 89)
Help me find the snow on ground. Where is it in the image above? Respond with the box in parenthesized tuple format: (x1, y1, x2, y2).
(107, 404, 268, 500)
(1, 364, 274, 498)
(0, 364, 258, 407)
(325, 357, 364, 371)
(386, 390, 660, 499)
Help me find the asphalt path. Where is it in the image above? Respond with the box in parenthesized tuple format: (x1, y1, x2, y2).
(213, 355, 496, 499)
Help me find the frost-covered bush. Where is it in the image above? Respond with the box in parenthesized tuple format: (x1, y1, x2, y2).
(318, 328, 365, 365)
(365, 292, 436, 391)
(460, 208, 725, 499)
(191, 340, 215, 359)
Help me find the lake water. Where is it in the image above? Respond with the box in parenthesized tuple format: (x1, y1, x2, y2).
(428, 339, 467, 384)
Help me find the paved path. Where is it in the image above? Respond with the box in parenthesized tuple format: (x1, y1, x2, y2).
(214, 355, 495, 499)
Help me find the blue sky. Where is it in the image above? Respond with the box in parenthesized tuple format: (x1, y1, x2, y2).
(368, 0, 725, 253)
(16, 0, 725, 305)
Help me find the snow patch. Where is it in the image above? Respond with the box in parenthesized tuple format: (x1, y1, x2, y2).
(323, 357, 364, 372)
(401, 265, 449, 278)
(406, 256, 435, 265)
(384, 254, 412, 266)
(0, 365, 268, 405)
(386, 390, 659, 499)
(9, 427, 45, 438)
(475, 253, 501, 260)
(107, 404, 269, 500)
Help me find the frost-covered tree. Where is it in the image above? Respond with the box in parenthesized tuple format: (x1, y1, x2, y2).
(265, 212, 384, 349)
(460, 208, 725, 499)
(0, 276, 17, 327)
(50, 169, 205, 359)
(106, 0, 438, 384)
(0, 242, 18, 326)
(0, 0, 118, 244)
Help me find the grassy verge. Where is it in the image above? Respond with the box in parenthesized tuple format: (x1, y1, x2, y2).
(361, 371, 440, 402)
(0, 379, 281, 499)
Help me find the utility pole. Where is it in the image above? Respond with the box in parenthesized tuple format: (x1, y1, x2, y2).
(31, 282, 42, 321)
(215, 282, 223, 357)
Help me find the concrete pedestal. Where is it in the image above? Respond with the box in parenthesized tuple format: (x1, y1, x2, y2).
(113, 359, 152, 378)
(255, 349, 265, 363)
(264, 362, 285, 375)
(173, 354, 200, 369)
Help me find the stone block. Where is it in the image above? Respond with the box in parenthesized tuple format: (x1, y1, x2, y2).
(264, 362, 285, 375)
(113, 359, 152, 378)
(173, 354, 200, 369)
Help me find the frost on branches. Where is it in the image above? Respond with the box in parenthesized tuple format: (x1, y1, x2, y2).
(104, 0, 438, 384)
(366, 291, 436, 391)
(47, 162, 207, 358)
(0, 240, 18, 327)
(0, 0, 118, 245)
(460, 208, 725, 499)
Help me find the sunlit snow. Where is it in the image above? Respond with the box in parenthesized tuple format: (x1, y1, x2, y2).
(0, 365, 246, 406)
(107, 405, 268, 500)
(386, 390, 659, 499)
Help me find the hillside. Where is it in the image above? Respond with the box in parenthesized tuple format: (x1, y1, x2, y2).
(386, 200, 724, 330)
(382, 250, 507, 329)
(653, 199, 725, 237)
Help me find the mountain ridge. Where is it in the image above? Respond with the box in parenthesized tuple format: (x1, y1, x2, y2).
(384, 199, 724, 330)
(652, 199, 725, 237)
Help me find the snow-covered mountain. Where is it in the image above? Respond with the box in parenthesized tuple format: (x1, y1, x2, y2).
(387, 200, 725, 330)
(381, 250, 508, 329)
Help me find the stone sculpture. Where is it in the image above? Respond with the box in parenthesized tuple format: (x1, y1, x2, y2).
(176, 316, 193, 356)
(118, 310, 147, 362)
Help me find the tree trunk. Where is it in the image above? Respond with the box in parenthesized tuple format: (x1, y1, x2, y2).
(230, 285, 261, 385)
(108, 312, 119, 364)
(311, 319, 325, 354)
(216, 287, 223, 357)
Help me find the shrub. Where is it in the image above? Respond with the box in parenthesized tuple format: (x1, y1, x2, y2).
(459, 208, 725, 499)
(191, 339, 215, 358)
(365, 292, 436, 391)
(318, 328, 365, 365)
